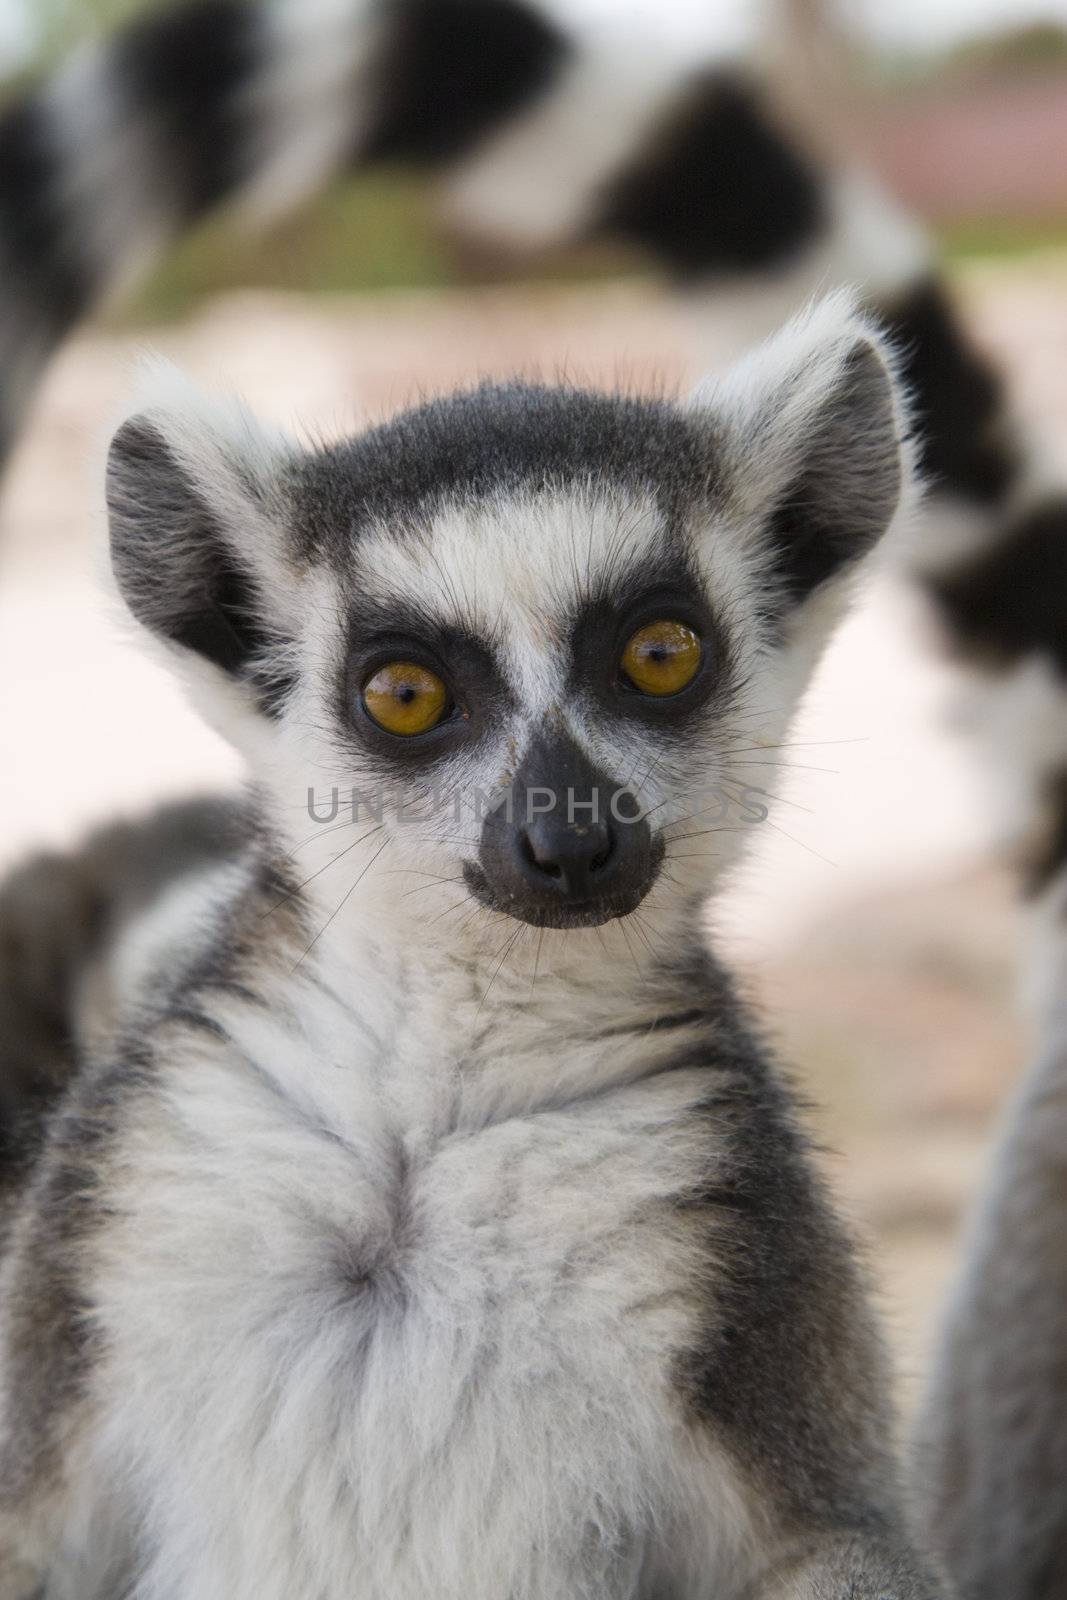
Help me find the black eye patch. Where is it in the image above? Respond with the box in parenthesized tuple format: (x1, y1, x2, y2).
(565, 566, 727, 731)
(339, 598, 515, 770)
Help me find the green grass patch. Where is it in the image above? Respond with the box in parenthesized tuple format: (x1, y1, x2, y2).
(939, 217, 1067, 262)
(109, 170, 638, 327)
(113, 172, 454, 325)
(106, 166, 1067, 328)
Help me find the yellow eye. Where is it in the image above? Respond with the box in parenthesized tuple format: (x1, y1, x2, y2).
(620, 620, 702, 697)
(362, 661, 449, 736)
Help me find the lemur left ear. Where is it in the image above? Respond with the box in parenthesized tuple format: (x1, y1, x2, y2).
(692, 291, 912, 612)
(106, 366, 300, 718)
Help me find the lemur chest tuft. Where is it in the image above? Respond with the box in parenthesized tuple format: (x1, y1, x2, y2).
(97, 1051, 736, 1595)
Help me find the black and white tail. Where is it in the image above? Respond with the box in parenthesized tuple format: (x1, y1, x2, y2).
(0, 0, 1026, 543)
(0, 0, 571, 453)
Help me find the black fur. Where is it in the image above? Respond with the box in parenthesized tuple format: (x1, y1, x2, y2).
(764, 342, 903, 609)
(878, 279, 1021, 506)
(0, 851, 102, 1170)
(0, 96, 98, 342)
(567, 557, 738, 741)
(0, 1044, 151, 1518)
(362, 0, 568, 165)
(114, 0, 260, 223)
(340, 607, 516, 776)
(0, 802, 275, 1522)
(668, 939, 908, 1537)
(600, 72, 826, 278)
(0, 796, 252, 1524)
(928, 500, 1067, 671)
(1025, 769, 1067, 897)
(171, 557, 267, 678)
(289, 382, 719, 559)
(107, 419, 294, 715)
(465, 730, 663, 929)
(0, 797, 249, 1180)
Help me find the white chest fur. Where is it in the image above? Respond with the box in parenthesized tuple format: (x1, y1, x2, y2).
(85, 987, 754, 1600)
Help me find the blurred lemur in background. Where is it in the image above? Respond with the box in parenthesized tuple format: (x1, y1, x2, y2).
(0, 1, 1065, 1597)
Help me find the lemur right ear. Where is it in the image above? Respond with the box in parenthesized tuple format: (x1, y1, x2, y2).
(106, 367, 300, 719)
(691, 291, 915, 616)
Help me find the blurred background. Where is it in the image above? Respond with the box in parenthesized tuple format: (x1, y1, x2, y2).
(3, 0, 1067, 1412)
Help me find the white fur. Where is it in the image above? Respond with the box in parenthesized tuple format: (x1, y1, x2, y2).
(442, 42, 683, 248)
(682, 175, 932, 378)
(690, 291, 916, 527)
(46, 43, 174, 309)
(820, 172, 931, 298)
(80, 856, 249, 1058)
(80, 952, 761, 1600)
(240, 0, 380, 223)
(945, 650, 1067, 1035)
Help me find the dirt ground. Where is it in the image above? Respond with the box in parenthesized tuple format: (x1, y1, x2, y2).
(4, 254, 1066, 1412)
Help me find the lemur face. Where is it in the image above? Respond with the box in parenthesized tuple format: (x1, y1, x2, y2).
(316, 472, 719, 931)
(106, 295, 911, 938)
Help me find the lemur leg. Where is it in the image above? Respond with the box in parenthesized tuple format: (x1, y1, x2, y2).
(914, 817, 1067, 1594)
(914, 1014, 1067, 1600)
(910, 548, 1067, 1598)
(0, 797, 247, 1170)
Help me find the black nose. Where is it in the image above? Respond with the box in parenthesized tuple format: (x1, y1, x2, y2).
(519, 812, 615, 897)
(464, 732, 663, 929)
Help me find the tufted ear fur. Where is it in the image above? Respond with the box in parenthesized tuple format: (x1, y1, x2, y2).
(692, 291, 914, 614)
(106, 364, 301, 719)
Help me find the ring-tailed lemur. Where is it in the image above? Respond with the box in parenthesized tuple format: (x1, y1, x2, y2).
(3, 2, 1067, 1596)
(0, 296, 950, 1600)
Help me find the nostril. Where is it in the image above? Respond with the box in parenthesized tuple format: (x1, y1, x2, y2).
(589, 828, 615, 875)
(519, 818, 616, 891)
(520, 829, 562, 880)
